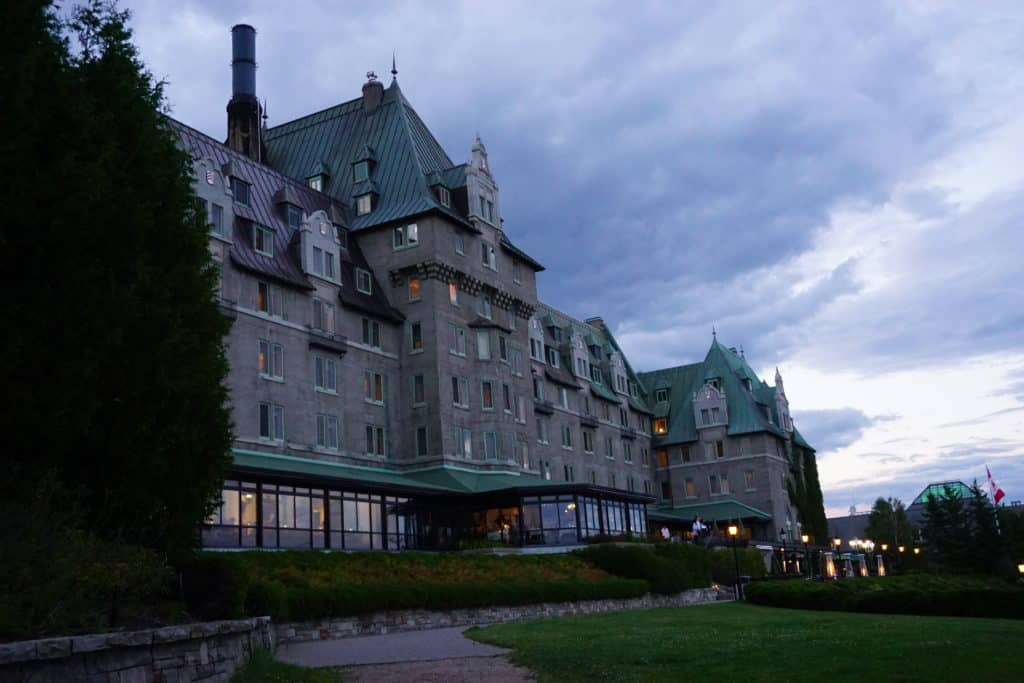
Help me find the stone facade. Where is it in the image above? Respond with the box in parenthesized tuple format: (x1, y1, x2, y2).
(0, 618, 273, 683)
(275, 588, 721, 643)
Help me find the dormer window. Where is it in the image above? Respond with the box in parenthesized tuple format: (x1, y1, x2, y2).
(546, 347, 559, 368)
(356, 193, 373, 216)
(551, 328, 563, 344)
(655, 389, 669, 403)
(653, 418, 668, 435)
(284, 204, 302, 229)
(353, 160, 370, 183)
(253, 224, 274, 257)
(230, 177, 250, 206)
(393, 223, 419, 250)
(590, 366, 602, 384)
(437, 186, 451, 208)
(356, 268, 372, 295)
(308, 175, 324, 192)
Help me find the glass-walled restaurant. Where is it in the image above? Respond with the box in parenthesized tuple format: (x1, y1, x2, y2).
(204, 478, 650, 551)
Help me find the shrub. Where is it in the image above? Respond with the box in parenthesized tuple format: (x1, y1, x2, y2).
(576, 543, 711, 594)
(708, 547, 767, 584)
(745, 575, 1024, 619)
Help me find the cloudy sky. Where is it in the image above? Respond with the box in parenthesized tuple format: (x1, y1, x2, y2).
(121, 0, 1023, 517)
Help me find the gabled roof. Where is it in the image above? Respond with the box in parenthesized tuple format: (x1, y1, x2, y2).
(649, 499, 772, 523)
(173, 119, 343, 291)
(265, 79, 469, 231)
(338, 236, 404, 323)
(638, 338, 811, 447)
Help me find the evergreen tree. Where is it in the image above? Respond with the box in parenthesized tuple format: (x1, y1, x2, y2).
(865, 497, 914, 547)
(0, 0, 231, 560)
(786, 445, 828, 542)
(921, 485, 972, 573)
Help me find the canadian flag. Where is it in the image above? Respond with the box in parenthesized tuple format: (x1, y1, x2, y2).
(986, 465, 1006, 505)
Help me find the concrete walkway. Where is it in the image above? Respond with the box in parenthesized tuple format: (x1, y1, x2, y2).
(276, 626, 510, 668)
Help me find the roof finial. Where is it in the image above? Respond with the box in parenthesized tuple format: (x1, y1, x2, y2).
(391, 52, 398, 78)
(740, 344, 745, 358)
(712, 326, 717, 339)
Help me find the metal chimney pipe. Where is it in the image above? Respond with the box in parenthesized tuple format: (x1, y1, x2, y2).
(231, 24, 256, 100)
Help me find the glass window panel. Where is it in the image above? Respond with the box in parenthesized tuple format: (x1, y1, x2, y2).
(240, 492, 257, 526)
(296, 495, 311, 529)
(344, 499, 358, 531)
(278, 494, 296, 528)
(541, 502, 559, 530)
(221, 490, 239, 526)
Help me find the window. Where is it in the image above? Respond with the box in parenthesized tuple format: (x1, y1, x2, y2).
(413, 374, 425, 405)
(408, 277, 421, 301)
(452, 376, 469, 408)
(410, 322, 423, 352)
(709, 474, 721, 495)
(513, 261, 522, 285)
(716, 441, 725, 459)
(641, 447, 649, 465)
(416, 426, 429, 456)
(627, 477, 635, 492)
(256, 281, 284, 317)
(363, 370, 385, 404)
(576, 357, 588, 378)
(515, 394, 526, 422)
(583, 396, 592, 416)
(258, 340, 284, 380)
(700, 408, 710, 425)
(682, 445, 692, 463)
(530, 338, 543, 361)
(661, 481, 672, 500)
(685, 478, 697, 498)
(209, 202, 225, 236)
(307, 175, 323, 192)
(481, 381, 494, 410)
(536, 418, 549, 444)
(591, 471, 599, 485)
(361, 318, 382, 349)
(609, 472, 617, 489)
(481, 242, 496, 270)
(657, 449, 669, 467)
(448, 281, 459, 306)
(721, 473, 730, 494)
(704, 443, 715, 461)
(484, 432, 498, 460)
(511, 348, 523, 376)
(532, 377, 545, 401)
(253, 224, 274, 256)
(583, 430, 594, 453)
(316, 414, 339, 450)
(478, 296, 493, 319)
(231, 177, 250, 206)
(712, 407, 721, 423)
(356, 193, 372, 215)
(561, 425, 572, 449)
(312, 246, 323, 275)
(559, 387, 569, 409)
(336, 226, 348, 251)
(455, 233, 465, 255)
(314, 356, 337, 392)
(448, 323, 467, 356)
(619, 408, 628, 426)
(474, 331, 491, 360)
(285, 204, 302, 229)
(498, 335, 509, 362)
(323, 251, 335, 279)
(655, 388, 669, 403)
(355, 268, 372, 295)
(605, 436, 614, 459)
(551, 327, 563, 343)
(393, 223, 419, 249)
(312, 298, 334, 333)
(455, 427, 473, 458)
(365, 425, 386, 456)
(353, 160, 369, 183)
(590, 366, 602, 384)
(546, 347, 560, 368)
(653, 417, 667, 434)
(258, 403, 284, 440)
(438, 186, 451, 207)
(624, 442, 632, 463)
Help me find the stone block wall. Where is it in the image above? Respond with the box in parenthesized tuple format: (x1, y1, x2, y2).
(0, 618, 273, 683)
(276, 587, 720, 643)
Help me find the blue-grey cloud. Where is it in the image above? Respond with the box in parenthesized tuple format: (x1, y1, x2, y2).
(793, 408, 896, 454)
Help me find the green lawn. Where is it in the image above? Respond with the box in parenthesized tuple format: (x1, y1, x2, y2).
(467, 602, 1024, 682)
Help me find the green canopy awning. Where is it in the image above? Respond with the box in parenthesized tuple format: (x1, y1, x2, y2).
(648, 499, 771, 523)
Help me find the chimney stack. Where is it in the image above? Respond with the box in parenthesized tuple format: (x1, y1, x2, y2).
(362, 71, 384, 113)
(226, 24, 264, 161)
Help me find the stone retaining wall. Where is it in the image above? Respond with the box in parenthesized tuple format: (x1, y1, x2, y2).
(0, 618, 273, 683)
(276, 587, 721, 643)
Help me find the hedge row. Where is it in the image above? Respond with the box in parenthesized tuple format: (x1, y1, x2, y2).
(708, 547, 767, 584)
(181, 553, 648, 621)
(575, 543, 711, 594)
(745, 575, 1024, 619)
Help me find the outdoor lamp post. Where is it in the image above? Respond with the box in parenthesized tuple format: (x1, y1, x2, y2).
(913, 547, 920, 555)
(833, 537, 842, 549)
(881, 543, 888, 552)
(1018, 562, 1024, 575)
(801, 534, 811, 577)
(898, 545, 905, 553)
(728, 524, 742, 600)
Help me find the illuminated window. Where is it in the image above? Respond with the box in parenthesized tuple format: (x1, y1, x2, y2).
(363, 370, 385, 405)
(408, 277, 421, 301)
(653, 418, 668, 434)
(657, 449, 669, 467)
(410, 322, 423, 352)
(449, 281, 459, 306)
(356, 193, 372, 215)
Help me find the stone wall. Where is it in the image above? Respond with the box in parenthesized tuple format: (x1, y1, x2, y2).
(0, 618, 273, 683)
(276, 587, 720, 643)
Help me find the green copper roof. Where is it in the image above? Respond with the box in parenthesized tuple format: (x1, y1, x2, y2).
(265, 80, 466, 231)
(649, 499, 771, 523)
(405, 467, 570, 493)
(638, 339, 806, 447)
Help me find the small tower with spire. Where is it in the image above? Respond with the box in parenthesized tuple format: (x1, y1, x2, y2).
(466, 133, 500, 227)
